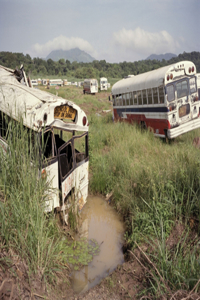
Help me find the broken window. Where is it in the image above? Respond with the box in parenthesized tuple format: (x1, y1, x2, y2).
(74, 133, 88, 165)
(59, 142, 73, 178)
(41, 130, 54, 160)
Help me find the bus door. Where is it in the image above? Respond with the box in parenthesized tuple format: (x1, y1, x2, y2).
(176, 79, 191, 125)
(58, 139, 75, 209)
(41, 129, 60, 212)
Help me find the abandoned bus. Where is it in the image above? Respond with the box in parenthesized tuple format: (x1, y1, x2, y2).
(100, 77, 108, 91)
(49, 79, 63, 86)
(111, 61, 199, 139)
(0, 65, 89, 223)
(83, 79, 98, 95)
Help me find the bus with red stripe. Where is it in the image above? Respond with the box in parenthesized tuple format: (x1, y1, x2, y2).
(111, 61, 199, 139)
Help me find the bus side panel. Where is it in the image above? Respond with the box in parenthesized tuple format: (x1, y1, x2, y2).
(61, 170, 75, 202)
(113, 108, 169, 136)
(61, 161, 89, 211)
(74, 161, 89, 211)
(44, 161, 60, 212)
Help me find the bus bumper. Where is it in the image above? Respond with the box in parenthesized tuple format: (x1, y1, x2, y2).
(167, 118, 200, 139)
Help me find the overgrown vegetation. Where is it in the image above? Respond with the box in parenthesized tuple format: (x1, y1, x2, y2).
(89, 114, 200, 298)
(0, 116, 99, 293)
(1, 83, 200, 298)
(0, 50, 200, 79)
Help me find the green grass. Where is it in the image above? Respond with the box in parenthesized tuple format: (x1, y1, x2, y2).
(0, 116, 100, 286)
(35, 85, 200, 296)
(88, 114, 200, 296)
(3, 84, 199, 297)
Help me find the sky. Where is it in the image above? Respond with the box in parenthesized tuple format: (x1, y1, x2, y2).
(0, 0, 199, 63)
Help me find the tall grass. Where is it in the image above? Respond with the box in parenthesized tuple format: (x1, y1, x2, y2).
(0, 118, 69, 283)
(89, 114, 200, 295)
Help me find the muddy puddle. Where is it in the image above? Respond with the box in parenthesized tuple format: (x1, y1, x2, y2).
(71, 195, 125, 294)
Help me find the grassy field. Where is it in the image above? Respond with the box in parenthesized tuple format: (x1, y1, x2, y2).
(51, 85, 200, 297)
(1, 84, 200, 298)
(39, 85, 200, 297)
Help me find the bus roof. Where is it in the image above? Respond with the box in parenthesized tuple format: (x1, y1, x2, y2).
(112, 61, 196, 95)
(0, 65, 88, 132)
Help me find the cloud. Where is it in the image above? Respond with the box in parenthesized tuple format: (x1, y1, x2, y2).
(112, 27, 182, 56)
(31, 35, 97, 58)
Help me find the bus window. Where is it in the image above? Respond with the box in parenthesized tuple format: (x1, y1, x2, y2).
(176, 80, 188, 99)
(59, 142, 73, 178)
(42, 130, 54, 160)
(137, 91, 142, 105)
(74, 133, 88, 165)
(116, 95, 121, 106)
(129, 92, 133, 105)
(159, 86, 165, 104)
(166, 85, 175, 102)
(153, 88, 158, 104)
(142, 90, 147, 105)
(126, 93, 130, 106)
(113, 95, 116, 106)
(122, 94, 126, 106)
(147, 89, 152, 104)
(189, 78, 197, 94)
(133, 91, 137, 105)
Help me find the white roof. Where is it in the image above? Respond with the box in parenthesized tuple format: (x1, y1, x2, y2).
(112, 61, 196, 95)
(0, 65, 88, 132)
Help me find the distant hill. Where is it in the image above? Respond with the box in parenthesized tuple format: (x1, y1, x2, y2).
(146, 53, 177, 61)
(46, 48, 95, 63)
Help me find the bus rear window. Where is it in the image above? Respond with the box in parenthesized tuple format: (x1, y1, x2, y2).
(166, 85, 175, 102)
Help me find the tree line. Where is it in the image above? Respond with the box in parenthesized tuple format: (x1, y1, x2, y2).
(0, 51, 200, 79)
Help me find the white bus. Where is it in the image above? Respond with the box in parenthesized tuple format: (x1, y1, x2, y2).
(111, 61, 199, 139)
(49, 79, 63, 86)
(83, 79, 98, 95)
(0, 65, 89, 223)
(100, 77, 108, 91)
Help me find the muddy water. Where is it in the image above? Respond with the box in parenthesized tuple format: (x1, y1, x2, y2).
(72, 195, 125, 294)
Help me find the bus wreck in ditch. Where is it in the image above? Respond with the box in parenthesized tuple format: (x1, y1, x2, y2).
(0, 64, 89, 224)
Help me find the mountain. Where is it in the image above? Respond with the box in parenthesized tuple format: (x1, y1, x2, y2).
(146, 53, 177, 61)
(46, 48, 95, 63)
